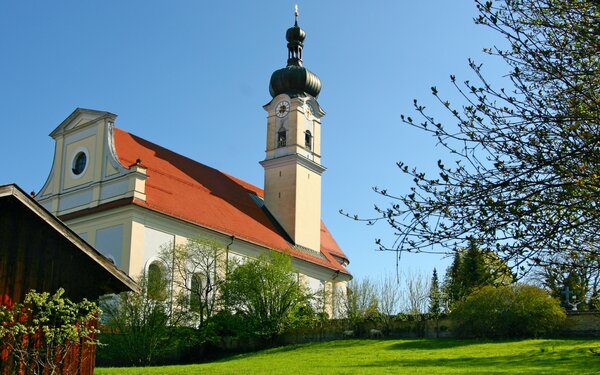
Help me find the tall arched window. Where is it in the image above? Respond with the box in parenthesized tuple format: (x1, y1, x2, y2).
(190, 273, 205, 312)
(277, 128, 287, 148)
(147, 261, 168, 301)
(305, 130, 312, 150)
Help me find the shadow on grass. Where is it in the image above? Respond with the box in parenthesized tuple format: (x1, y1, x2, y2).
(213, 341, 339, 363)
(215, 339, 392, 363)
(353, 351, 600, 373)
(519, 337, 600, 347)
(385, 338, 487, 350)
(271, 339, 374, 351)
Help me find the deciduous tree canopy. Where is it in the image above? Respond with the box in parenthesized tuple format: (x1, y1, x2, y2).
(352, 0, 600, 275)
(221, 253, 308, 337)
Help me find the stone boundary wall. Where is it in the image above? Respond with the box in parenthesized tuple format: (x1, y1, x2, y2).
(562, 311, 600, 337)
(273, 312, 600, 344)
(274, 318, 453, 346)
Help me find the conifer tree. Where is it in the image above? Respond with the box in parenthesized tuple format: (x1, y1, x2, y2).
(444, 241, 513, 306)
(429, 268, 442, 315)
(460, 242, 493, 294)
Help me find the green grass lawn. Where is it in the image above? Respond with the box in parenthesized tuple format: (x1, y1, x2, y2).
(95, 338, 600, 374)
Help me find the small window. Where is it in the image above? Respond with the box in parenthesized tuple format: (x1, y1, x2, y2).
(277, 128, 287, 148)
(305, 130, 312, 150)
(72, 151, 87, 175)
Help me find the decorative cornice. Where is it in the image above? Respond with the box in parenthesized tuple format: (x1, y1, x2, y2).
(50, 108, 117, 138)
(260, 153, 326, 175)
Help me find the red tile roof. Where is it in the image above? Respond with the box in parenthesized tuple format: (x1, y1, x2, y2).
(114, 128, 350, 276)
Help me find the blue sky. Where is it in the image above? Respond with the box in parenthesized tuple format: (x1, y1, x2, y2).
(0, 1, 507, 282)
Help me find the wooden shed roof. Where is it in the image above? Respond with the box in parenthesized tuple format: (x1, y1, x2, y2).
(0, 184, 138, 303)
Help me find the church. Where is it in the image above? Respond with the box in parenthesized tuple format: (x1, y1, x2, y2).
(35, 15, 351, 314)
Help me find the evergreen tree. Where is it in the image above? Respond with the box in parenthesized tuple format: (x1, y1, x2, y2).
(444, 251, 463, 304)
(459, 241, 492, 294)
(444, 241, 513, 306)
(428, 268, 442, 315)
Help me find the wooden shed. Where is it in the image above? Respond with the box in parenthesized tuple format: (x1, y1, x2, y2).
(0, 183, 138, 374)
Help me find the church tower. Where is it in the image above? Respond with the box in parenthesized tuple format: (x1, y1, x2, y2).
(260, 10, 325, 252)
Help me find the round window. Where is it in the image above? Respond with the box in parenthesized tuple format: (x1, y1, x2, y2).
(72, 151, 87, 176)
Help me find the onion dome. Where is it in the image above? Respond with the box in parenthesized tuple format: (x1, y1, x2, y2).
(269, 13, 321, 99)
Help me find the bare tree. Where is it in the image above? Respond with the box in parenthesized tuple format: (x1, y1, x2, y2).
(403, 271, 430, 316)
(344, 277, 379, 328)
(377, 274, 402, 333)
(159, 238, 226, 328)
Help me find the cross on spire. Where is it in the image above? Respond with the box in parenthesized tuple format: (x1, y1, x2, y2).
(294, 3, 299, 26)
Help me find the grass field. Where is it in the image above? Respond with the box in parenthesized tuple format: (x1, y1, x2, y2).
(95, 338, 600, 374)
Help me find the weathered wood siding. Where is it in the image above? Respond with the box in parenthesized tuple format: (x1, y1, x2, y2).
(0, 193, 129, 303)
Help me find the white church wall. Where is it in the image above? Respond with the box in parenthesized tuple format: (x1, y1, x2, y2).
(60, 195, 348, 308)
(63, 205, 136, 274)
(304, 275, 324, 295)
(95, 224, 124, 266)
(143, 226, 175, 268)
(227, 251, 246, 265)
(332, 281, 348, 318)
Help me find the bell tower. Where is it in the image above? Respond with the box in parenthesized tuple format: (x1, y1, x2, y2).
(260, 9, 325, 252)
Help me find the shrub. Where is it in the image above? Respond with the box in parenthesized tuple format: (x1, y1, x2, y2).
(98, 273, 176, 366)
(0, 289, 99, 374)
(99, 294, 172, 366)
(451, 284, 566, 338)
(221, 253, 308, 338)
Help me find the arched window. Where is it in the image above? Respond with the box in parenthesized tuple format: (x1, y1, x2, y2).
(305, 130, 312, 150)
(277, 128, 287, 148)
(147, 261, 168, 301)
(190, 273, 205, 312)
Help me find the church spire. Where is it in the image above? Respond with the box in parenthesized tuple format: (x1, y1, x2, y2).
(286, 5, 305, 67)
(269, 7, 321, 98)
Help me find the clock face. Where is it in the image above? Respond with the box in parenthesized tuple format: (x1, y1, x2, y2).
(304, 105, 312, 120)
(276, 100, 290, 118)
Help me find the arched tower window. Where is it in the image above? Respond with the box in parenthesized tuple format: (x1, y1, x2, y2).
(305, 130, 312, 150)
(277, 127, 287, 148)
